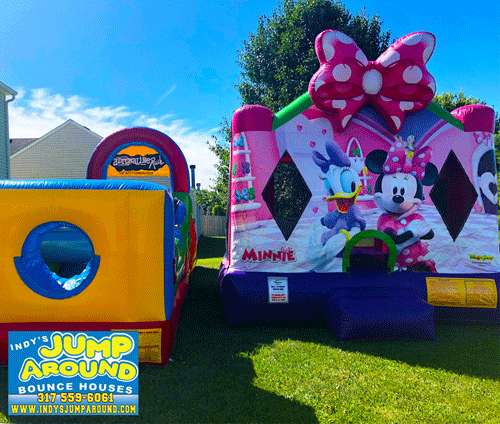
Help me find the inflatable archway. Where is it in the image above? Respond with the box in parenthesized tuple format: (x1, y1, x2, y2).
(87, 127, 190, 192)
(220, 29, 499, 338)
(88, 127, 197, 276)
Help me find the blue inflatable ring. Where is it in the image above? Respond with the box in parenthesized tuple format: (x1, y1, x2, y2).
(14, 222, 100, 299)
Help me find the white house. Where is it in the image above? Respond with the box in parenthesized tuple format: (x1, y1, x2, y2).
(10, 119, 102, 179)
(0, 81, 17, 178)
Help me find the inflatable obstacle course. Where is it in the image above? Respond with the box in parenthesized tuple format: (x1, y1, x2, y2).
(0, 128, 196, 364)
(220, 29, 499, 338)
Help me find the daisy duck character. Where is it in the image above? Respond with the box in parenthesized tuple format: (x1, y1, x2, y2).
(365, 137, 439, 272)
(313, 140, 366, 245)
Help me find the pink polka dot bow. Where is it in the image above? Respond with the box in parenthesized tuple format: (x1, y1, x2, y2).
(384, 141, 432, 180)
(308, 30, 437, 133)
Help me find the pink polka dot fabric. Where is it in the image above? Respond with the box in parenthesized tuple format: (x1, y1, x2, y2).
(377, 213, 431, 269)
(308, 30, 436, 133)
(383, 144, 432, 180)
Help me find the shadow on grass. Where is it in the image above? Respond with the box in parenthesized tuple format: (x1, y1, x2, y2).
(0, 265, 317, 423)
(1, 235, 498, 422)
(332, 323, 499, 381)
(196, 236, 226, 259)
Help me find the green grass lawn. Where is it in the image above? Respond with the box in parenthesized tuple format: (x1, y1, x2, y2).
(1, 236, 499, 423)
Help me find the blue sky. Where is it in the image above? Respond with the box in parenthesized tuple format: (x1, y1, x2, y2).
(1, 0, 498, 185)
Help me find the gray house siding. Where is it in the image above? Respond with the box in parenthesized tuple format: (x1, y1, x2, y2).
(10, 120, 102, 179)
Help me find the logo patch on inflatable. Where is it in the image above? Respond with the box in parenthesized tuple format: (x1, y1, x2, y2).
(108, 145, 170, 176)
(242, 247, 296, 263)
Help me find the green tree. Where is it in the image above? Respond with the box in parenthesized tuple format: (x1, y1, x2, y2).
(433, 91, 483, 113)
(239, 0, 390, 112)
(204, 0, 391, 215)
(194, 131, 230, 216)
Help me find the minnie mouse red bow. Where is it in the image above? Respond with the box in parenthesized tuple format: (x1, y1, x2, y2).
(308, 30, 436, 133)
(384, 139, 432, 180)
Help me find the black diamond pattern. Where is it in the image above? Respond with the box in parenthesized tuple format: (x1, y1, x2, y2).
(430, 150, 477, 241)
(262, 151, 312, 240)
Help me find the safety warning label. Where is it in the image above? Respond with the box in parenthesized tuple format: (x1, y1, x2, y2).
(268, 277, 289, 304)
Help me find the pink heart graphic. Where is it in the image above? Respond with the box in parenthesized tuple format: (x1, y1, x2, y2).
(296, 124, 303, 132)
(312, 207, 319, 214)
(309, 140, 316, 148)
(321, 129, 327, 135)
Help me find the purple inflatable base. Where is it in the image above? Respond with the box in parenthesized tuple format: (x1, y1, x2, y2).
(219, 267, 499, 340)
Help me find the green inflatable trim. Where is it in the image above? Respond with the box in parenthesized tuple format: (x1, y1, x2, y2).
(272, 92, 313, 130)
(426, 101, 464, 130)
(173, 191, 192, 280)
(271, 91, 465, 131)
(342, 229, 398, 273)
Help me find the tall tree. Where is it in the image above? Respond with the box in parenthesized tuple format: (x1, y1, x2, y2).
(196, 0, 391, 215)
(194, 131, 230, 216)
(433, 91, 483, 112)
(239, 0, 390, 112)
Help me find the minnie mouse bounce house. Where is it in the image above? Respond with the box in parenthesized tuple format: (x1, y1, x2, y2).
(219, 30, 499, 339)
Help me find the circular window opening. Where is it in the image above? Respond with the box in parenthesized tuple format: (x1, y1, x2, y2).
(14, 222, 100, 299)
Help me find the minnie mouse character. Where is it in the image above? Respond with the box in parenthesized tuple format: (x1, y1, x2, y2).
(313, 141, 366, 245)
(365, 137, 439, 272)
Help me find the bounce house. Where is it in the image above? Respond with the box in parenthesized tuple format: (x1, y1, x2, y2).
(0, 127, 196, 364)
(220, 30, 499, 339)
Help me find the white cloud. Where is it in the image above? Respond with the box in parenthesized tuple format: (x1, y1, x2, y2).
(9, 88, 218, 188)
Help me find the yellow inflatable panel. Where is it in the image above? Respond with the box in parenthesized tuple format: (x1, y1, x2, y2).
(113, 328, 163, 364)
(426, 277, 498, 308)
(0, 189, 167, 323)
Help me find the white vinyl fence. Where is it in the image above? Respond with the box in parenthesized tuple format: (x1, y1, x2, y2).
(201, 214, 227, 237)
(190, 193, 203, 239)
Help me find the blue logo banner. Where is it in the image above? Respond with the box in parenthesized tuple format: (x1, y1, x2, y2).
(8, 331, 139, 416)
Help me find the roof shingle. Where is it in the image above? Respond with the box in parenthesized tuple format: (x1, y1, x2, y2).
(10, 138, 38, 155)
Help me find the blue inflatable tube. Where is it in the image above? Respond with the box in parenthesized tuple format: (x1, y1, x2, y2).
(40, 227, 94, 263)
